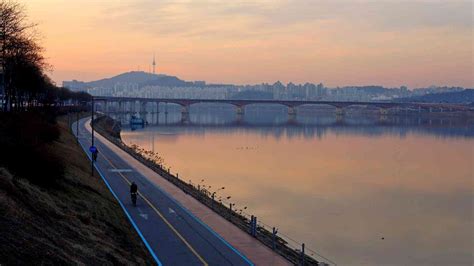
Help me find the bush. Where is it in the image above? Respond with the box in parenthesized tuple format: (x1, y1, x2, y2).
(0, 111, 64, 186)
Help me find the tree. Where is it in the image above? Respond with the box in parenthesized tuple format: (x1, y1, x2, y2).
(0, 1, 90, 111)
(0, 0, 49, 111)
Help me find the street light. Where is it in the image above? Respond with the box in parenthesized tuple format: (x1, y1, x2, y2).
(91, 97, 95, 147)
(90, 97, 95, 176)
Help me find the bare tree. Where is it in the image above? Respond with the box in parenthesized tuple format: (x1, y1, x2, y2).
(0, 0, 47, 111)
(0, 1, 88, 111)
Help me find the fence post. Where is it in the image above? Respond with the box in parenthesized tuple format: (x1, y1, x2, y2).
(301, 243, 305, 266)
(76, 111, 79, 143)
(250, 215, 254, 235)
(211, 193, 215, 209)
(253, 216, 258, 237)
(272, 227, 278, 250)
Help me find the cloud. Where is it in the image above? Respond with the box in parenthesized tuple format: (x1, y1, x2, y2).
(99, 0, 473, 39)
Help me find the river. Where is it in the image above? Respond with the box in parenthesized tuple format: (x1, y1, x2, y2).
(119, 105, 473, 266)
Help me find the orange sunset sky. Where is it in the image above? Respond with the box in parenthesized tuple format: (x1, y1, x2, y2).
(25, 0, 473, 88)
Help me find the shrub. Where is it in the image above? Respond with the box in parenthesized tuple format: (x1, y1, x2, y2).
(0, 111, 64, 186)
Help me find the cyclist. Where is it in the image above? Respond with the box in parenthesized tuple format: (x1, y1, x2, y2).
(130, 182, 138, 206)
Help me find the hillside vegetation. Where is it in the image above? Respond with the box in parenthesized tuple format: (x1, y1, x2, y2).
(0, 112, 153, 264)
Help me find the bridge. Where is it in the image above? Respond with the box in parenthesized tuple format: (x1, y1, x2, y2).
(92, 96, 471, 121)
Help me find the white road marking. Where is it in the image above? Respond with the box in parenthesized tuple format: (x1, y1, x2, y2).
(137, 208, 149, 220)
(168, 208, 176, 215)
(109, 169, 133, 173)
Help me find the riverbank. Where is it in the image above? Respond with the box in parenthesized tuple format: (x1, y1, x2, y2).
(0, 111, 153, 264)
(93, 115, 322, 265)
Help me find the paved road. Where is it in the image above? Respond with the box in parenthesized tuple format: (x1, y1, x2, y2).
(73, 118, 254, 266)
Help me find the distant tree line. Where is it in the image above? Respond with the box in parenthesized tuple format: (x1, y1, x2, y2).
(397, 89, 474, 104)
(0, 0, 90, 112)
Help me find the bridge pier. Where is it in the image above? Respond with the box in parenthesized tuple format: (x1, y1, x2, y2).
(236, 113, 244, 124)
(181, 113, 190, 123)
(335, 107, 345, 116)
(379, 115, 388, 122)
(140, 101, 147, 119)
(130, 101, 135, 114)
(117, 101, 124, 123)
(379, 108, 389, 115)
(287, 106, 297, 123)
(288, 106, 297, 116)
(181, 105, 190, 115)
(104, 101, 110, 115)
(153, 102, 160, 124)
(236, 106, 245, 116)
(181, 105, 190, 123)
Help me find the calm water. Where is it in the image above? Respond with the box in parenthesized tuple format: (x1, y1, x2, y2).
(120, 106, 473, 266)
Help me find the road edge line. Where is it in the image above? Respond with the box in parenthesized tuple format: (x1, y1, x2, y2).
(73, 120, 163, 266)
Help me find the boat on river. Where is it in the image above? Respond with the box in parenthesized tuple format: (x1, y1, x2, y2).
(130, 115, 145, 126)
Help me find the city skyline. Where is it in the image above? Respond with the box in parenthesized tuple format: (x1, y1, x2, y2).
(26, 0, 473, 88)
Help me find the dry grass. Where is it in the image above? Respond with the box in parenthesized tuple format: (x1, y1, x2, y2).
(0, 115, 154, 265)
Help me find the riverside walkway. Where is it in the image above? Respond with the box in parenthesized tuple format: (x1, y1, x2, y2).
(72, 117, 290, 266)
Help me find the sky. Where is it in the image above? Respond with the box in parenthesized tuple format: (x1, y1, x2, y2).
(25, 0, 473, 88)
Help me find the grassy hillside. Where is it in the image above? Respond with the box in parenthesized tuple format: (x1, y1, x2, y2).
(0, 113, 153, 264)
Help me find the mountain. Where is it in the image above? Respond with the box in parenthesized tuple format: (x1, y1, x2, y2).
(82, 71, 189, 88)
(140, 75, 192, 87)
(63, 71, 208, 91)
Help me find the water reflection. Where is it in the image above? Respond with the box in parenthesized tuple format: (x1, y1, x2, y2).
(114, 109, 474, 139)
(120, 109, 473, 266)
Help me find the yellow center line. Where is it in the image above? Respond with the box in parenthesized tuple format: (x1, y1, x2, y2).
(98, 148, 209, 266)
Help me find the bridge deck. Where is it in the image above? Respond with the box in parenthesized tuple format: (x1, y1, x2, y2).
(92, 96, 471, 111)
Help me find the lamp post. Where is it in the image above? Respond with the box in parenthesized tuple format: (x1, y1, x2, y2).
(76, 110, 79, 142)
(91, 97, 95, 147)
(90, 97, 95, 176)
